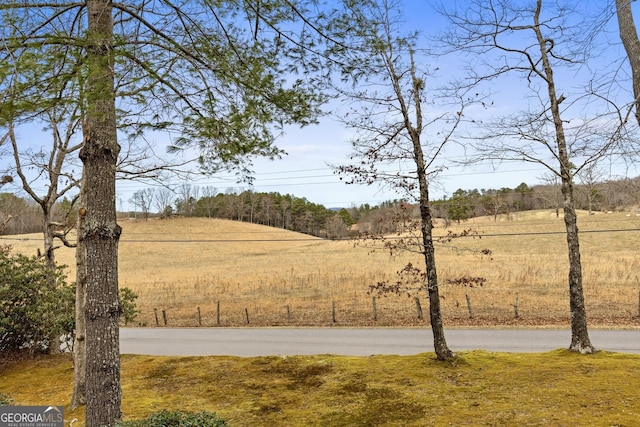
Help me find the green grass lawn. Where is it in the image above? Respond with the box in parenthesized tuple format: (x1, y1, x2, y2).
(2, 349, 639, 426)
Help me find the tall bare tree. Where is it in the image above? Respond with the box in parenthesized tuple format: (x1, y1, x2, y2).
(1, 0, 84, 273)
(536, 174, 564, 218)
(576, 163, 605, 215)
(154, 187, 175, 218)
(6, 116, 81, 272)
(129, 188, 155, 220)
(326, 0, 469, 360)
(440, 0, 637, 353)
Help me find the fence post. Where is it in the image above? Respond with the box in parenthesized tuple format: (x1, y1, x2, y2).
(372, 297, 378, 321)
(216, 301, 221, 326)
(153, 308, 159, 326)
(465, 294, 473, 319)
(245, 308, 250, 324)
(415, 297, 423, 320)
(286, 305, 291, 322)
(513, 293, 519, 319)
(162, 309, 167, 326)
(197, 307, 202, 326)
(332, 301, 337, 323)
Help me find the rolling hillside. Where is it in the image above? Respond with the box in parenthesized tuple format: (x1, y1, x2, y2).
(2, 211, 639, 327)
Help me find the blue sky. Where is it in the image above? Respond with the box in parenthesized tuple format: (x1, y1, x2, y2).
(3, 0, 639, 211)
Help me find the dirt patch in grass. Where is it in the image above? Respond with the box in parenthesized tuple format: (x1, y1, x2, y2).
(2, 350, 640, 426)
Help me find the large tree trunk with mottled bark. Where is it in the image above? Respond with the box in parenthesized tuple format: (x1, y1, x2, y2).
(616, 0, 640, 126)
(81, 1, 122, 425)
(71, 172, 87, 410)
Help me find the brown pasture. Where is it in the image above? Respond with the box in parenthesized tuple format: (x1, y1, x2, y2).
(2, 210, 639, 327)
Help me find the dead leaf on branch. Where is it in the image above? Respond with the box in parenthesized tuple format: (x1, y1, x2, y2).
(443, 276, 487, 288)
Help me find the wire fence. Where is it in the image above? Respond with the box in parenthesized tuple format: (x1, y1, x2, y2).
(134, 291, 640, 328)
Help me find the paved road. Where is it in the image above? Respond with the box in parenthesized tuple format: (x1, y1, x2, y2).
(120, 327, 640, 356)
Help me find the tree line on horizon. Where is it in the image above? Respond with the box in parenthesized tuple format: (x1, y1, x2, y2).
(2, 174, 638, 239)
(121, 174, 640, 237)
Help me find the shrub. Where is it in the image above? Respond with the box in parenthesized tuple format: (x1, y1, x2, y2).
(0, 244, 139, 353)
(0, 393, 14, 406)
(118, 410, 228, 427)
(0, 246, 74, 354)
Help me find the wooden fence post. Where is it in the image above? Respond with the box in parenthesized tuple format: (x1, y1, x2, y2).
(415, 297, 423, 320)
(465, 294, 473, 319)
(153, 308, 159, 326)
(216, 301, 221, 326)
(286, 305, 291, 322)
(332, 301, 337, 323)
(245, 308, 250, 324)
(372, 297, 378, 321)
(513, 293, 519, 319)
(162, 309, 167, 326)
(197, 307, 202, 326)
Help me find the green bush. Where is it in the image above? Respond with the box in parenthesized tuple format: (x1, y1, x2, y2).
(0, 244, 139, 353)
(0, 246, 74, 353)
(0, 393, 14, 406)
(118, 410, 228, 427)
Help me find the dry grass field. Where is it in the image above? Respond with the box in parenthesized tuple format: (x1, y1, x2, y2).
(2, 209, 639, 327)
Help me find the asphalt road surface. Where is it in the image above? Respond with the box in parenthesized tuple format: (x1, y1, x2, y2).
(120, 328, 640, 356)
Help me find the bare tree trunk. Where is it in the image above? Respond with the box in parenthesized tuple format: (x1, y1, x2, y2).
(534, 0, 594, 353)
(41, 209, 62, 354)
(82, 1, 122, 425)
(42, 212, 56, 273)
(419, 188, 455, 361)
(616, 0, 640, 126)
(410, 114, 454, 360)
(561, 181, 592, 353)
(71, 173, 87, 410)
(400, 46, 455, 361)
